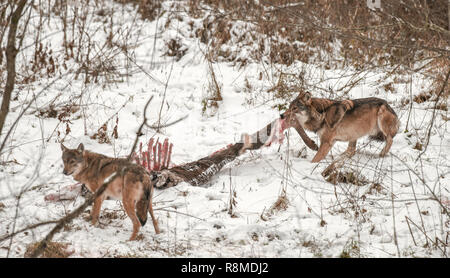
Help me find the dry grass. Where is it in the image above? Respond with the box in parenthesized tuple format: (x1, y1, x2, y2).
(24, 241, 74, 258)
(325, 170, 369, 187)
(261, 194, 289, 221)
(270, 194, 289, 213)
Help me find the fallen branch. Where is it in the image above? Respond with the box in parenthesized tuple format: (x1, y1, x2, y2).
(0, 220, 60, 244)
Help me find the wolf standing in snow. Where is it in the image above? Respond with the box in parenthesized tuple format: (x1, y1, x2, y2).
(60, 143, 160, 240)
(282, 91, 400, 163)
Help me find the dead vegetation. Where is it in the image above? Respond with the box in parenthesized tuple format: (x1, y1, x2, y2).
(166, 0, 450, 102)
(90, 117, 119, 144)
(325, 170, 369, 187)
(24, 241, 73, 258)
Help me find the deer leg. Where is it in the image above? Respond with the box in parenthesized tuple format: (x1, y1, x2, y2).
(288, 116, 318, 151)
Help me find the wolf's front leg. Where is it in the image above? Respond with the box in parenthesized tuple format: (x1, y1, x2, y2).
(90, 194, 106, 225)
(311, 141, 334, 163)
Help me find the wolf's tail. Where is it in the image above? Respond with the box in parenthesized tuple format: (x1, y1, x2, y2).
(136, 178, 151, 226)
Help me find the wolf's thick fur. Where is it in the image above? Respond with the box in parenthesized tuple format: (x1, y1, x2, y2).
(283, 92, 400, 162)
(60, 143, 160, 240)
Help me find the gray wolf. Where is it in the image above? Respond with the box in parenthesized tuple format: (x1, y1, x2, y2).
(282, 91, 400, 162)
(60, 143, 160, 240)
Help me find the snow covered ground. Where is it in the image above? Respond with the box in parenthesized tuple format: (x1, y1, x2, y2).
(0, 1, 448, 258)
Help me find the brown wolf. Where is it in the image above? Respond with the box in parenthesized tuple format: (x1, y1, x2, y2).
(60, 143, 160, 240)
(282, 91, 400, 163)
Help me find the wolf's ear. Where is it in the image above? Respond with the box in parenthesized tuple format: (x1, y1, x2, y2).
(324, 103, 347, 129)
(60, 143, 68, 152)
(76, 143, 84, 153)
(301, 91, 312, 105)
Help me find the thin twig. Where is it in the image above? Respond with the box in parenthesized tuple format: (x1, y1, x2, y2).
(127, 96, 153, 160)
(405, 216, 417, 247)
(391, 156, 401, 257)
(145, 114, 188, 130)
(156, 38, 176, 132)
(405, 216, 448, 257)
(408, 171, 429, 246)
(416, 67, 450, 161)
(156, 208, 206, 222)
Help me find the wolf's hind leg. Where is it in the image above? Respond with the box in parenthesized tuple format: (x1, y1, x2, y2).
(344, 140, 356, 157)
(377, 105, 398, 157)
(148, 185, 160, 234)
(380, 136, 393, 157)
(122, 181, 142, 241)
(123, 195, 141, 241)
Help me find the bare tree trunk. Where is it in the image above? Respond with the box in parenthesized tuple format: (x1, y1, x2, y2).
(0, 0, 28, 138)
(448, 0, 450, 31)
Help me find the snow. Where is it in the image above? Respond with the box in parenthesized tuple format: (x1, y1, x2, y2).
(0, 1, 448, 258)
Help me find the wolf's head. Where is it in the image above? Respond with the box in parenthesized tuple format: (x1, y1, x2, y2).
(60, 143, 85, 176)
(288, 91, 312, 113)
(282, 91, 351, 129)
(281, 91, 317, 125)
